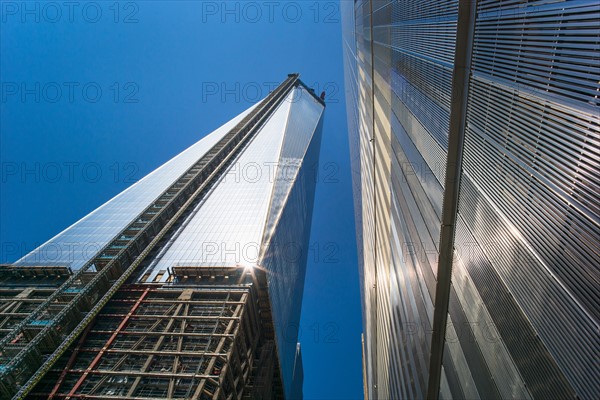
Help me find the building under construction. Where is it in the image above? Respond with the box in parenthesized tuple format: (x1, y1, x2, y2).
(0, 74, 325, 399)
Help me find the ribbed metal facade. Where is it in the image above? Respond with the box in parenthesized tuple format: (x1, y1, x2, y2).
(343, 1, 599, 399)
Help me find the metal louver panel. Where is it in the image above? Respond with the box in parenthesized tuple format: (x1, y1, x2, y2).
(460, 1, 600, 398)
(344, 1, 599, 399)
(474, 1, 600, 108)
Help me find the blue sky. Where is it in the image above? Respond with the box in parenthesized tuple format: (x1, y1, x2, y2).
(0, 1, 362, 398)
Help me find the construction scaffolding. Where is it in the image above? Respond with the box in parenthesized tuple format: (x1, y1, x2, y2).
(0, 266, 71, 342)
(27, 266, 282, 399)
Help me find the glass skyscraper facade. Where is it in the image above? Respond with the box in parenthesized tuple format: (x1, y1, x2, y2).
(343, 1, 599, 399)
(0, 74, 325, 399)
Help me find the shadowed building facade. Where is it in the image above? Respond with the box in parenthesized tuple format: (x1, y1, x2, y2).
(0, 74, 325, 399)
(343, 1, 599, 399)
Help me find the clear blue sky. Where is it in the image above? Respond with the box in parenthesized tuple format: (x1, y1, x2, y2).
(0, 1, 363, 398)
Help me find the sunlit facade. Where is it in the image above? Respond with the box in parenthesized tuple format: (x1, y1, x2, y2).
(0, 74, 324, 399)
(343, 1, 599, 399)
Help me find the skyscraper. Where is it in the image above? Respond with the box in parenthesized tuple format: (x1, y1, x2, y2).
(343, 1, 599, 399)
(0, 74, 325, 399)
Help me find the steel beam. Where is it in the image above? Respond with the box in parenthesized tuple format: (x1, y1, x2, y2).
(425, 1, 478, 399)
